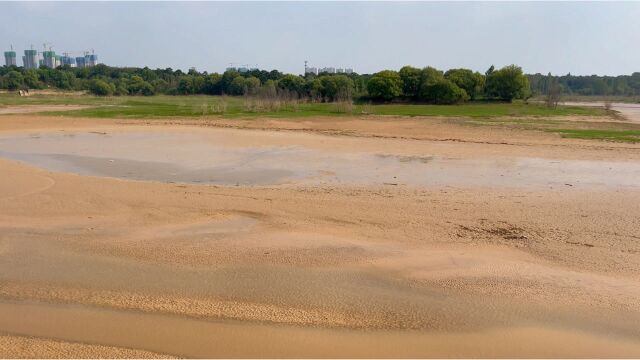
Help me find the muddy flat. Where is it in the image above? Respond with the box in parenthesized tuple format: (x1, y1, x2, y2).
(564, 101, 640, 123)
(0, 114, 639, 358)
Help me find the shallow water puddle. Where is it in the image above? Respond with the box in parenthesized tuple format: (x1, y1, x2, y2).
(0, 131, 638, 188)
(1, 301, 640, 358)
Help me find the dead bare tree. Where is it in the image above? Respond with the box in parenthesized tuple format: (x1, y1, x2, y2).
(333, 88, 353, 114)
(545, 75, 562, 109)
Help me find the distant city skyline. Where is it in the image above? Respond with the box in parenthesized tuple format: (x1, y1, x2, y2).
(1, 1, 639, 76)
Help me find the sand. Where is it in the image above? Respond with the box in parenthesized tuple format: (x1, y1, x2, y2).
(0, 113, 639, 358)
(0, 105, 91, 115)
(564, 101, 640, 123)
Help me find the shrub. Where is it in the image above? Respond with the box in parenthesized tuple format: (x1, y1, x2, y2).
(88, 79, 115, 96)
(367, 70, 402, 101)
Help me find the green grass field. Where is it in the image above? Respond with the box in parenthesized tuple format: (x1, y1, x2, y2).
(0, 93, 607, 119)
(550, 129, 640, 143)
(4, 93, 639, 143)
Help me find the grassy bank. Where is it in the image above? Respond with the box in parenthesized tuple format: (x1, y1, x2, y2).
(0, 93, 607, 119)
(5, 93, 639, 143)
(550, 129, 640, 143)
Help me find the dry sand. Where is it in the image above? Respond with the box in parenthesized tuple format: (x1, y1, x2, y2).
(0, 113, 639, 358)
(0, 105, 90, 115)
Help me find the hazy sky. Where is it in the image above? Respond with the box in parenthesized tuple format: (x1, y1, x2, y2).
(1, 1, 639, 76)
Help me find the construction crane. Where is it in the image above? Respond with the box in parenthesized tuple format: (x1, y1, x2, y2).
(57, 50, 95, 56)
(42, 42, 53, 53)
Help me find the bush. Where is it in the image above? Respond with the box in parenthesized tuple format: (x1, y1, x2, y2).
(415, 67, 469, 104)
(426, 79, 470, 104)
(444, 69, 485, 100)
(4, 71, 24, 91)
(367, 70, 402, 101)
(399, 66, 421, 98)
(88, 79, 115, 96)
(485, 65, 530, 101)
(319, 75, 354, 102)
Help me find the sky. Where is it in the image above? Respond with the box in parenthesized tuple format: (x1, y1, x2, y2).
(1, 1, 639, 76)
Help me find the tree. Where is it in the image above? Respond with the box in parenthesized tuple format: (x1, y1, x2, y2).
(305, 78, 323, 102)
(228, 76, 246, 95)
(427, 79, 470, 104)
(444, 69, 485, 100)
(88, 79, 115, 96)
(128, 75, 155, 96)
(220, 70, 241, 94)
(367, 70, 402, 101)
(399, 66, 421, 98)
(319, 75, 354, 102)
(485, 65, 530, 101)
(485, 65, 495, 76)
(545, 73, 561, 108)
(416, 67, 445, 101)
(277, 74, 305, 95)
(244, 76, 261, 95)
(151, 79, 169, 94)
(4, 71, 24, 91)
(414, 67, 470, 104)
(177, 76, 196, 94)
(202, 74, 222, 95)
(23, 70, 41, 89)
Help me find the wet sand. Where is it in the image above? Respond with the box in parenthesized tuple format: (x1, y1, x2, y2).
(564, 101, 640, 123)
(0, 114, 639, 358)
(1, 130, 639, 188)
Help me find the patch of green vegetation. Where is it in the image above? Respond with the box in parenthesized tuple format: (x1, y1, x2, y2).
(550, 129, 640, 143)
(0, 93, 110, 106)
(0, 94, 606, 119)
(368, 103, 605, 117)
(465, 118, 563, 128)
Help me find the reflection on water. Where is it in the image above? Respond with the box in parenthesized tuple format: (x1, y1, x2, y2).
(0, 131, 639, 188)
(2, 301, 640, 358)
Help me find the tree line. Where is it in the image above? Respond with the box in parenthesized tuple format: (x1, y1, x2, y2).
(2, 62, 636, 104)
(528, 72, 640, 97)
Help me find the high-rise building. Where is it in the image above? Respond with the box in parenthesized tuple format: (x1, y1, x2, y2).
(22, 50, 38, 69)
(75, 54, 98, 68)
(86, 54, 98, 67)
(319, 67, 336, 74)
(42, 51, 59, 68)
(75, 56, 86, 68)
(4, 51, 17, 66)
(60, 55, 76, 67)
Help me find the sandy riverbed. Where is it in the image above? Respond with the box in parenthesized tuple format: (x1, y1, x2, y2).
(564, 101, 640, 123)
(0, 114, 639, 358)
(0, 105, 91, 115)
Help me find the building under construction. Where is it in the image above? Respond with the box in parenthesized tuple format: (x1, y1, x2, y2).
(41, 51, 60, 68)
(2, 45, 100, 69)
(4, 51, 16, 66)
(22, 50, 38, 69)
(78, 54, 98, 68)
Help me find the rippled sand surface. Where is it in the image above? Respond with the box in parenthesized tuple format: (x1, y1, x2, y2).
(0, 115, 639, 358)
